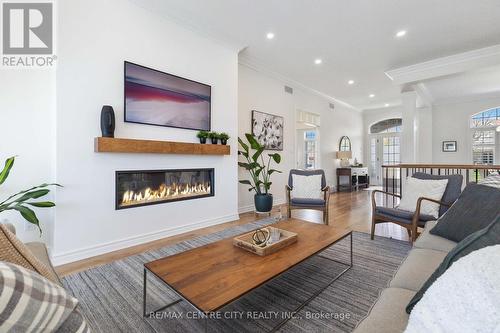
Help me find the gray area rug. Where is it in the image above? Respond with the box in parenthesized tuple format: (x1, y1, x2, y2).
(63, 218, 411, 332)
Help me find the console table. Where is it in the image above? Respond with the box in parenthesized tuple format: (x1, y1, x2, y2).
(337, 167, 369, 192)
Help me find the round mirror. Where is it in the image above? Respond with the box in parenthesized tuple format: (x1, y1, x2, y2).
(339, 136, 351, 151)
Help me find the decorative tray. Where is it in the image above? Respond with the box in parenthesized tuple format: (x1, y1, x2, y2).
(233, 227, 298, 256)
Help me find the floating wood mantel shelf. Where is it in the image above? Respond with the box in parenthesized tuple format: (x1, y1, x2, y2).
(94, 137, 230, 155)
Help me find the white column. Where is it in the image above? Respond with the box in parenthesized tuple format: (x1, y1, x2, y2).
(401, 91, 418, 163)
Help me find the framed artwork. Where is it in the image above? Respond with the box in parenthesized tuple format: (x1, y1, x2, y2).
(251, 110, 284, 150)
(442, 141, 457, 152)
(124, 61, 211, 131)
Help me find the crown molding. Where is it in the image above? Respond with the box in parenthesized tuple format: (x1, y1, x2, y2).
(385, 44, 500, 85)
(239, 53, 361, 112)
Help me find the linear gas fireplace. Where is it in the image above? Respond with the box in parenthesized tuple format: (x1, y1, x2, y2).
(115, 168, 214, 210)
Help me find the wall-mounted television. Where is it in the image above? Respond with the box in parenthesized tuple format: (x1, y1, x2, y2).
(124, 61, 211, 131)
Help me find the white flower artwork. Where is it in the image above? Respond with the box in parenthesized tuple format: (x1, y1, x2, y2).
(251, 110, 284, 150)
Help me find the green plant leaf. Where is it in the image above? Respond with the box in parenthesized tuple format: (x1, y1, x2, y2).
(238, 137, 249, 152)
(269, 153, 281, 164)
(252, 147, 264, 162)
(245, 133, 261, 150)
(0, 156, 15, 185)
(26, 201, 55, 208)
(9, 205, 41, 234)
(267, 169, 282, 175)
(238, 150, 249, 158)
(255, 166, 264, 177)
(14, 189, 50, 203)
(238, 180, 252, 185)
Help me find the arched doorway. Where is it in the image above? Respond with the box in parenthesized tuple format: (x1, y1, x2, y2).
(369, 118, 402, 186)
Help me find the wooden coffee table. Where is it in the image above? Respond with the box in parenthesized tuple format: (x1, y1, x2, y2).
(143, 219, 352, 331)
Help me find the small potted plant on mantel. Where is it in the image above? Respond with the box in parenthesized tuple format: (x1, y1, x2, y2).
(238, 134, 281, 213)
(196, 130, 209, 144)
(219, 132, 230, 145)
(208, 131, 219, 144)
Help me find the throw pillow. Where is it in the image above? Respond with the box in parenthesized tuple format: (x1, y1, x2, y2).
(406, 214, 500, 313)
(478, 174, 500, 189)
(430, 183, 500, 242)
(397, 177, 448, 218)
(412, 172, 463, 216)
(404, 245, 500, 333)
(0, 262, 85, 332)
(291, 174, 322, 199)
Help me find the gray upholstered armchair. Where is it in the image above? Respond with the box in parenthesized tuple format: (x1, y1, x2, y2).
(286, 169, 330, 224)
(371, 172, 463, 242)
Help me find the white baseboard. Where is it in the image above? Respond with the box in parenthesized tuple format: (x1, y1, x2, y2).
(51, 213, 239, 266)
(238, 198, 286, 214)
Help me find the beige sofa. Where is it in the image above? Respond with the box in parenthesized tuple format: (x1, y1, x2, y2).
(353, 221, 457, 333)
(0, 223, 61, 284)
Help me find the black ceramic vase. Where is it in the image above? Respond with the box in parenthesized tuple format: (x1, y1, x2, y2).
(100, 105, 115, 138)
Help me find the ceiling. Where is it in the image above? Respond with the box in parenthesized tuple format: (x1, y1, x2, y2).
(423, 64, 500, 105)
(132, 0, 500, 110)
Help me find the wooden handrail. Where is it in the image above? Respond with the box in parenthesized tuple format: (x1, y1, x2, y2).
(382, 164, 500, 170)
(380, 163, 500, 194)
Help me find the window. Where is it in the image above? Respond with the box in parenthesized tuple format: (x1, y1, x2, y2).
(470, 108, 500, 165)
(370, 118, 402, 134)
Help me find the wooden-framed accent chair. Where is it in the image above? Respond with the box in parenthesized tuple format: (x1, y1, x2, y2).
(286, 169, 330, 224)
(371, 172, 463, 242)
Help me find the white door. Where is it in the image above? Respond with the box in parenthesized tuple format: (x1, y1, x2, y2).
(370, 134, 401, 186)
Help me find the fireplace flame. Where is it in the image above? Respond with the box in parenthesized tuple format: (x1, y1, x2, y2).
(121, 182, 211, 206)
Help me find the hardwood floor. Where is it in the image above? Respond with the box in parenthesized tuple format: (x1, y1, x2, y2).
(55, 190, 409, 277)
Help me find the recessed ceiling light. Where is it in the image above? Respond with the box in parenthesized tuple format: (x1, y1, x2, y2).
(347, 80, 355, 85)
(314, 58, 322, 65)
(266, 32, 275, 39)
(369, 94, 375, 98)
(396, 30, 407, 38)
(385, 103, 390, 107)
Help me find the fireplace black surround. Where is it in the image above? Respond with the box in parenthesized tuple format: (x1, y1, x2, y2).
(115, 168, 214, 210)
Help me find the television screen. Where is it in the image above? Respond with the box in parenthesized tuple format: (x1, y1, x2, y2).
(124, 61, 211, 131)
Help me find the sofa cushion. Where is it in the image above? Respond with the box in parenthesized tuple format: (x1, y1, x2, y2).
(412, 172, 463, 216)
(390, 248, 447, 291)
(406, 214, 500, 313)
(430, 183, 500, 242)
(25, 242, 62, 285)
(0, 224, 60, 284)
(375, 206, 434, 226)
(0, 262, 79, 332)
(290, 198, 325, 206)
(353, 288, 415, 333)
(414, 221, 457, 252)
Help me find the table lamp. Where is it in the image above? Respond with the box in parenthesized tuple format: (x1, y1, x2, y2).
(336, 151, 352, 167)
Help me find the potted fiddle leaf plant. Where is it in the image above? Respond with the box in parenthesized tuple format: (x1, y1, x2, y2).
(219, 132, 230, 145)
(208, 131, 219, 144)
(0, 156, 60, 235)
(196, 130, 209, 144)
(238, 133, 281, 213)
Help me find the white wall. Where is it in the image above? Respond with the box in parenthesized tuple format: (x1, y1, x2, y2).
(432, 97, 500, 164)
(51, 0, 239, 264)
(238, 64, 363, 212)
(0, 70, 56, 245)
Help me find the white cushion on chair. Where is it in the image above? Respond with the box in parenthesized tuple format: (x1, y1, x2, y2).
(398, 177, 448, 218)
(291, 174, 322, 199)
